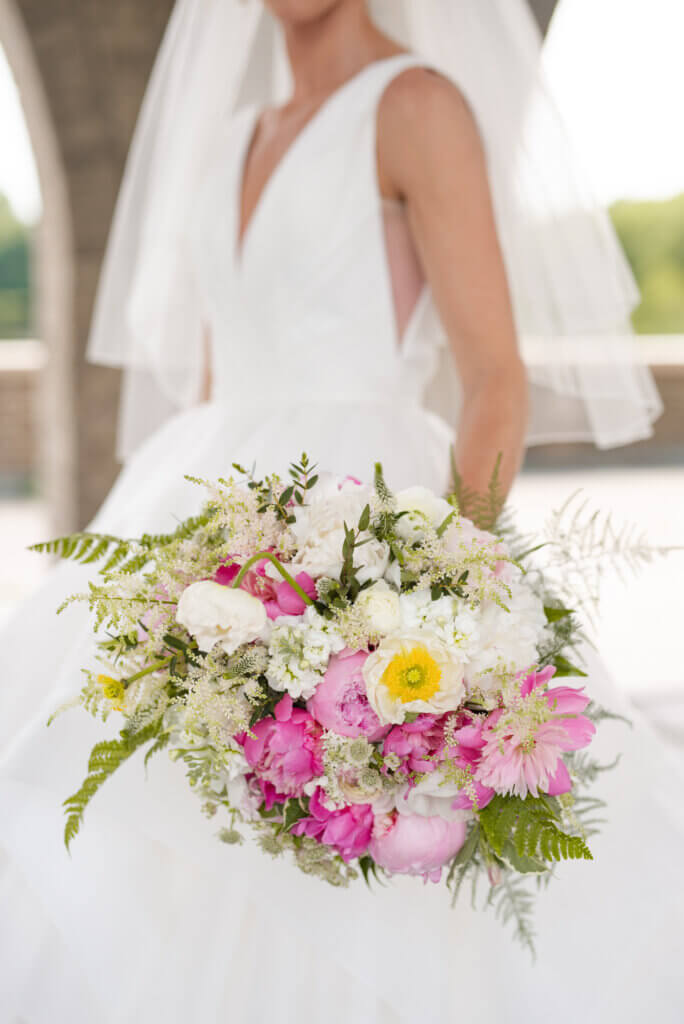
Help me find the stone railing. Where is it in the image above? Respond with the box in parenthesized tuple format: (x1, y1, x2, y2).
(0, 339, 46, 494)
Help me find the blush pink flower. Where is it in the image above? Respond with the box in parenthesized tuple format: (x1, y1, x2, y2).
(382, 715, 445, 775)
(307, 650, 389, 741)
(242, 695, 323, 798)
(475, 666, 596, 799)
(369, 812, 467, 882)
(291, 788, 374, 862)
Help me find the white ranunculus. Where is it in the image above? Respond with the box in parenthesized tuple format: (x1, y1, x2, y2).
(356, 580, 401, 636)
(465, 582, 548, 694)
(362, 629, 466, 725)
(289, 474, 388, 582)
(394, 486, 453, 540)
(395, 771, 472, 822)
(176, 581, 267, 655)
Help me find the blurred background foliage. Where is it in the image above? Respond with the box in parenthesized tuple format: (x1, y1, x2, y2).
(0, 193, 32, 338)
(0, 188, 682, 339)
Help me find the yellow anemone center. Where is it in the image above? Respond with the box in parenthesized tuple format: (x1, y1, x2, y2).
(382, 645, 442, 704)
(98, 674, 125, 703)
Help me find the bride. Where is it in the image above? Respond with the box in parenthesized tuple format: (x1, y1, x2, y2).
(1, 1, 681, 1022)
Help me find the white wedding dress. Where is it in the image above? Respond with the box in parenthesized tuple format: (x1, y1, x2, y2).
(1, 55, 683, 1024)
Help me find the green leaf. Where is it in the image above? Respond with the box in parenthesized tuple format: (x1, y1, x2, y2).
(551, 654, 588, 678)
(283, 798, 309, 832)
(358, 504, 371, 532)
(544, 605, 574, 623)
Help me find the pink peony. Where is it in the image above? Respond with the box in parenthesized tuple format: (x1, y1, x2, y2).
(307, 650, 389, 741)
(263, 572, 317, 621)
(369, 812, 467, 882)
(291, 787, 374, 862)
(214, 557, 316, 620)
(475, 666, 596, 799)
(382, 715, 445, 775)
(242, 695, 323, 798)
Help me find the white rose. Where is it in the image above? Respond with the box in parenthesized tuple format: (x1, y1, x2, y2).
(290, 475, 388, 582)
(395, 486, 453, 540)
(395, 771, 472, 822)
(176, 581, 267, 655)
(356, 580, 401, 635)
(362, 629, 466, 725)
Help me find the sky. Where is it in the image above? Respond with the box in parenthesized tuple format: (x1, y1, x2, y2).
(1, 0, 683, 224)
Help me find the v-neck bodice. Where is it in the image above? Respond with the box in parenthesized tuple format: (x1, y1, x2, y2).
(188, 53, 449, 414)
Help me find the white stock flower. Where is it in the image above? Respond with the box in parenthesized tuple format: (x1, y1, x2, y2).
(289, 475, 389, 581)
(176, 581, 267, 655)
(465, 582, 547, 694)
(395, 770, 472, 822)
(362, 630, 466, 725)
(394, 486, 453, 540)
(355, 580, 401, 636)
(267, 606, 344, 700)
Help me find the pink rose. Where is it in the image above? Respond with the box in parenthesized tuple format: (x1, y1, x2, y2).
(307, 650, 389, 741)
(242, 695, 323, 798)
(369, 812, 467, 882)
(291, 787, 374, 862)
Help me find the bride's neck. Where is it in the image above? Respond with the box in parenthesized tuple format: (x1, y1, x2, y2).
(279, 2, 396, 102)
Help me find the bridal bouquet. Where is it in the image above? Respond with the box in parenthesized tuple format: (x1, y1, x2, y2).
(38, 455, 622, 951)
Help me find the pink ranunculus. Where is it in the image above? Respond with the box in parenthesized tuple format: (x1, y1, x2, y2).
(382, 715, 445, 776)
(291, 787, 374, 862)
(242, 695, 323, 798)
(307, 650, 389, 741)
(369, 812, 467, 882)
(475, 666, 596, 799)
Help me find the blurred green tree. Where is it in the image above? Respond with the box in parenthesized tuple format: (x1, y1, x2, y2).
(0, 193, 32, 338)
(611, 192, 684, 334)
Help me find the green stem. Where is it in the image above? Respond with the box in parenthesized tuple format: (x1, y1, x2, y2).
(124, 656, 173, 688)
(231, 551, 314, 607)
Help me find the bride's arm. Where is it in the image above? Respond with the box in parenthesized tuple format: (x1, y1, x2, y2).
(377, 68, 529, 509)
(199, 325, 213, 401)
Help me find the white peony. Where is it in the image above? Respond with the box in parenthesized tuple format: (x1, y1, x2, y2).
(395, 770, 472, 822)
(362, 629, 466, 725)
(465, 582, 548, 694)
(356, 580, 401, 635)
(394, 486, 454, 540)
(176, 581, 267, 655)
(289, 474, 389, 582)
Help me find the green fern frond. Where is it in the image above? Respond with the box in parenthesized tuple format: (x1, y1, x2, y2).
(63, 718, 163, 851)
(489, 874, 537, 958)
(29, 532, 137, 568)
(479, 794, 593, 864)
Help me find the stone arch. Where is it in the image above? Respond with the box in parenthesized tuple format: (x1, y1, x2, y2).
(0, 0, 76, 532)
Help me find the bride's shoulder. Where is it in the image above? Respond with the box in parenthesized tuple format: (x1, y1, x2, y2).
(378, 63, 479, 144)
(377, 64, 484, 195)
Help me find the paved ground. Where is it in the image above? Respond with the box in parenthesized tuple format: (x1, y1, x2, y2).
(2, 465, 683, 701)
